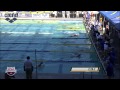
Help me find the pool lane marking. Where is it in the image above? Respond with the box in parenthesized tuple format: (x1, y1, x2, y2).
(0, 50, 95, 53)
(0, 43, 91, 46)
(57, 28, 85, 31)
(0, 60, 99, 62)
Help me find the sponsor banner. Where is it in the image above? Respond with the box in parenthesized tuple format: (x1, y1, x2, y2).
(18, 12, 32, 18)
(32, 13, 50, 18)
(0, 11, 29, 18)
(18, 13, 27, 18)
(71, 67, 100, 72)
(0, 12, 2, 17)
(0, 11, 18, 18)
(5, 67, 17, 76)
(0, 12, 5, 18)
(0, 11, 51, 19)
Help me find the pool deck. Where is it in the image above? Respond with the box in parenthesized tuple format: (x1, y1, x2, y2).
(0, 73, 106, 79)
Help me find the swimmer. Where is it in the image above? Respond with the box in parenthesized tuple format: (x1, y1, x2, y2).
(70, 33, 79, 37)
(71, 53, 81, 58)
(76, 54, 81, 57)
(38, 62, 43, 67)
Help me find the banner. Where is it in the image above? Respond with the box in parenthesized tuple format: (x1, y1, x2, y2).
(18, 13, 26, 18)
(32, 13, 50, 18)
(0, 11, 53, 19)
(0, 12, 2, 17)
(0, 12, 5, 18)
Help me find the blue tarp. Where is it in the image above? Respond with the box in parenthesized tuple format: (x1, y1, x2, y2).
(99, 11, 120, 30)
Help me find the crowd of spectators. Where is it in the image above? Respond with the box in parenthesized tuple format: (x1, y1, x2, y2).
(83, 11, 116, 79)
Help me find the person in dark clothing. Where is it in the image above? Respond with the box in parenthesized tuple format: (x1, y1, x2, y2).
(94, 25, 98, 33)
(106, 61, 114, 79)
(24, 56, 33, 79)
(108, 43, 111, 48)
(108, 51, 116, 66)
(110, 47, 116, 57)
(105, 28, 109, 36)
(91, 24, 94, 31)
(100, 38, 104, 51)
(91, 25, 96, 38)
(109, 55, 115, 66)
(104, 33, 110, 41)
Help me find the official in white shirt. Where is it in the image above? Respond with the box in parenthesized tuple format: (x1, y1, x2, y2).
(62, 11, 65, 18)
(66, 11, 70, 18)
(76, 11, 79, 18)
(54, 11, 57, 18)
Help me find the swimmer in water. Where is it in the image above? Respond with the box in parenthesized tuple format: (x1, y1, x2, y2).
(71, 53, 81, 58)
(38, 62, 43, 67)
(70, 33, 79, 37)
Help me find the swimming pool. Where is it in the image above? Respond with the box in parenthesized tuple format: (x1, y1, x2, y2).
(0, 19, 105, 78)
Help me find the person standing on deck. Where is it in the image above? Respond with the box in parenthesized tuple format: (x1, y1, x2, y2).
(24, 56, 33, 79)
(62, 11, 65, 18)
(66, 11, 70, 18)
(106, 61, 114, 79)
(76, 11, 79, 18)
(54, 11, 57, 18)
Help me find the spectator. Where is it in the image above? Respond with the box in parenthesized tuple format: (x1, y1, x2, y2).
(107, 42, 111, 48)
(105, 27, 109, 36)
(108, 51, 116, 66)
(97, 33, 102, 41)
(106, 61, 114, 79)
(94, 25, 98, 34)
(91, 25, 96, 38)
(66, 11, 70, 18)
(104, 33, 110, 41)
(109, 55, 115, 66)
(86, 12, 90, 25)
(24, 56, 33, 79)
(95, 31, 100, 40)
(110, 47, 116, 57)
(96, 32, 100, 41)
(76, 11, 79, 18)
(104, 41, 109, 58)
(54, 11, 57, 18)
(62, 11, 65, 18)
(100, 38, 104, 51)
(91, 24, 94, 30)
(103, 53, 110, 62)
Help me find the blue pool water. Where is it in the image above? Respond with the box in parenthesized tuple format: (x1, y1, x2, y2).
(0, 20, 105, 76)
